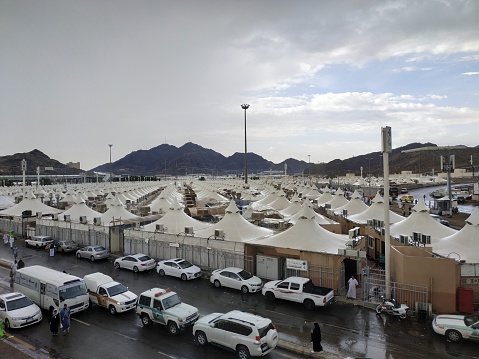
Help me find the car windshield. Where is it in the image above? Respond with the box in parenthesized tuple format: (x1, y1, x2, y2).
(6, 296, 33, 311)
(138, 255, 151, 262)
(257, 321, 275, 338)
(64, 241, 76, 246)
(94, 246, 105, 252)
(178, 260, 193, 269)
(238, 270, 253, 280)
(464, 314, 479, 326)
(108, 283, 128, 297)
(59, 282, 88, 300)
(162, 294, 181, 310)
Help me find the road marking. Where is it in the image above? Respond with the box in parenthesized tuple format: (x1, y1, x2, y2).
(116, 332, 137, 341)
(157, 350, 185, 358)
(72, 318, 91, 326)
(4, 333, 37, 350)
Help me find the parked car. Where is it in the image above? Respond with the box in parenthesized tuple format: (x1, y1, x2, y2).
(53, 239, 79, 254)
(25, 235, 53, 249)
(76, 245, 110, 261)
(156, 258, 201, 280)
(114, 253, 156, 272)
(0, 292, 43, 329)
(193, 310, 278, 358)
(432, 313, 479, 342)
(210, 267, 263, 294)
(430, 214, 450, 227)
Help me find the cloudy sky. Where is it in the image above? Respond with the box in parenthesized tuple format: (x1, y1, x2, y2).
(1, 0, 478, 171)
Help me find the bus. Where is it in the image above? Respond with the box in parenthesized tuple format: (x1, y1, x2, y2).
(13, 265, 89, 314)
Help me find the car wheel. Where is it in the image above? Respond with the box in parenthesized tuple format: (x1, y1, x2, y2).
(133, 266, 139, 273)
(167, 321, 178, 335)
(90, 256, 95, 262)
(159, 269, 165, 276)
(4, 318, 10, 329)
(76, 252, 81, 259)
(241, 285, 249, 294)
(236, 345, 251, 359)
(195, 330, 208, 346)
(141, 314, 152, 327)
(446, 329, 462, 342)
(109, 305, 117, 315)
(304, 299, 315, 310)
(214, 279, 221, 288)
(181, 273, 187, 281)
(114, 262, 120, 269)
(265, 291, 275, 301)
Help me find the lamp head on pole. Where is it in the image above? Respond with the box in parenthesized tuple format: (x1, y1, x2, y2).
(241, 104, 250, 110)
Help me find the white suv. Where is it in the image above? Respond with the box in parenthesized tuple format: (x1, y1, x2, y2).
(193, 310, 278, 359)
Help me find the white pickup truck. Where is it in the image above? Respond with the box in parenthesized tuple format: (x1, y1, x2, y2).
(84, 273, 138, 315)
(262, 276, 335, 309)
(135, 287, 199, 335)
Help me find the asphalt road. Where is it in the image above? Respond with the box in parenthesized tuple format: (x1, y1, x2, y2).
(2, 242, 479, 359)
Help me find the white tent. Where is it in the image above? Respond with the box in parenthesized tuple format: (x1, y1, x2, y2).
(267, 192, 291, 211)
(334, 190, 369, 216)
(322, 188, 349, 209)
(0, 195, 15, 210)
(348, 193, 404, 224)
(389, 200, 457, 245)
(142, 197, 211, 234)
(279, 193, 303, 217)
(315, 187, 333, 204)
(251, 216, 348, 253)
(433, 207, 479, 262)
(61, 199, 102, 222)
(149, 194, 172, 214)
(100, 196, 139, 225)
(0, 191, 63, 217)
(195, 200, 273, 242)
(286, 202, 337, 225)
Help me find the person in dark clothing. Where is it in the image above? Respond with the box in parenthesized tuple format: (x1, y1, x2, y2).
(17, 258, 25, 269)
(311, 322, 323, 353)
(49, 309, 60, 336)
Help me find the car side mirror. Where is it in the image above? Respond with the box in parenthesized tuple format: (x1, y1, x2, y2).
(209, 323, 215, 328)
(0, 307, 5, 311)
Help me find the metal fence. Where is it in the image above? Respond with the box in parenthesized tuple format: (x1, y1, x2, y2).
(123, 229, 254, 273)
(285, 265, 335, 289)
(362, 267, 429, 315)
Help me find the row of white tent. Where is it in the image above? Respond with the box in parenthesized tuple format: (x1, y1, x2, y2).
(1, 179, 478, 263)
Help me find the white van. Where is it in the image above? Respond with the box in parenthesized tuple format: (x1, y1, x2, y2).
(13, 265, 89, 314)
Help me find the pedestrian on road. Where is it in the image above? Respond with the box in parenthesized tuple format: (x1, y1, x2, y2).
(60, 304, 71, 335)
(13, 246, 18, 260)
(17, 258, 25, 269)
(10, 260, 18, 280)
(9, 235, 14, 253)
(49, 309, 60, 336)
(49, 243, 55, 257)
(347, 274, 359, 299)
(310, 322, 323, 353)
(3, 232, 8, 246)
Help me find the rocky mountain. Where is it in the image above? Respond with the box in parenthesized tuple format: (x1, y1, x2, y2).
(309, 143, 479, 178)
(92, 142, 308, 176)
(1, 143, 477, 179)
(0, 149, 83, 176)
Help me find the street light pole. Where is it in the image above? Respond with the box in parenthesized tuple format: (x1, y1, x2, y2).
(241, 104, 250, 184)
(368, 157, 373, 200)
(308, 155, 311, 177)
(108, 144, 113, 184)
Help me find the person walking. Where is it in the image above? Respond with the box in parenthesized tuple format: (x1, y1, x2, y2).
(13, 246, 18, 260)
(10, 260, 17, 278)
(3, 232, 8, 246)
(347, 274, 359, 299)
(48, 243, 55, 258)
(60, 304, 71, 335)
(49, 309, 60, 336)
(9, 235, 14, 253)
(17, 258, 25, 269)
(310, 322, 323, 353)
